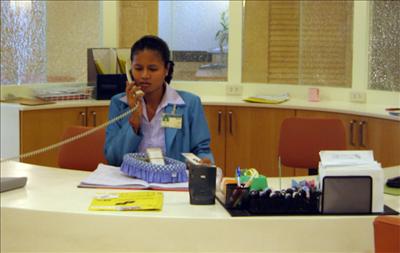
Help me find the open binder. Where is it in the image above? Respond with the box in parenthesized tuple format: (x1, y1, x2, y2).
(79, 164, 188, 191)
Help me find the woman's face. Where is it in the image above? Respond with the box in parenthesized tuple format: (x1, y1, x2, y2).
(131, 49, 168, 96)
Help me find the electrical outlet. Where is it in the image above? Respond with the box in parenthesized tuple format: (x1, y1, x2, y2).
(350, 91, 367, 103)
(226, 85, 243, 96)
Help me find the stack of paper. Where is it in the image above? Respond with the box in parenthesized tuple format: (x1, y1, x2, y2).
(319, 150, 379, 168)
(319, 150, 384, 212)
(243, 93, 289, 104)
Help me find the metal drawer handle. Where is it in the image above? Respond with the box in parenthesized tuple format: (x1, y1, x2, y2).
(91, 111, 97, 126)
(349, 120, 356, 146)
(80, 111, 86, 126)
(228, 111, 233, 135)
(359, 121, 367, 147)
(217, 111, 222, 134)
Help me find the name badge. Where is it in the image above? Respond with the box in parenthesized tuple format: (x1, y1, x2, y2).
(161, 113, 182, 129)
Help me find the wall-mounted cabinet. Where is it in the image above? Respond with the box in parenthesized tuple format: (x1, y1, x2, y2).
(20, 106, 109, 167)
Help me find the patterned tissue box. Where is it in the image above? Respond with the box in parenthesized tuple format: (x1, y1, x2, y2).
(120, 153, 188, 183)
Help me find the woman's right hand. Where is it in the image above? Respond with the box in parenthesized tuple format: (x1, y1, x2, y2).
(126, 81, 144, 133)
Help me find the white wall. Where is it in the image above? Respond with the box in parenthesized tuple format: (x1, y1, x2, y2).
(158, 1, 229, 51)
(1, 104, 20, 161)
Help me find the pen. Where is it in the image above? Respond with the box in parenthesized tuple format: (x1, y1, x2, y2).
(385, 108, 400, 111)
(243, 174, 256, 188)
(116, 206, 140, 211)
(236, 166, 241, 187)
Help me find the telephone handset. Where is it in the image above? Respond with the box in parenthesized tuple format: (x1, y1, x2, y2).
(125, 61, 134, 83)
(125, 61, 144, 97)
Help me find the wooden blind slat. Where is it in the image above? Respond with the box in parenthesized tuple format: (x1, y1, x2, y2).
(266, 1, 299, 83)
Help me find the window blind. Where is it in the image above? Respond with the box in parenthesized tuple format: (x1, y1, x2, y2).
(267, 1, 299, 84)
(243, 0, 353, 87)
(299, 1, 353, 86)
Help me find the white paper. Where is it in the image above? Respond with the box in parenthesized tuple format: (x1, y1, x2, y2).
(319, 150, 375, 167)
(181, 153, 201, 165)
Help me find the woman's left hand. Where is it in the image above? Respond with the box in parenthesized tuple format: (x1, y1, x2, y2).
(126, 81, 144, 133)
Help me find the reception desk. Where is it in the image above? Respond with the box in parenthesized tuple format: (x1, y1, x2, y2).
(1, 161, 399, 252)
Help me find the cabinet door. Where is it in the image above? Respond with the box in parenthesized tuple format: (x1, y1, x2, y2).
(203, 105, 226, 173)
(360, 117, 400, 167)
(86, 106, 109, 127)
(225, 107, 295, 177)
(20, 107, 87, 167)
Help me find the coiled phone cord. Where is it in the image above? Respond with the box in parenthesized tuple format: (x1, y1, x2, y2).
(0, 102, 139, 164)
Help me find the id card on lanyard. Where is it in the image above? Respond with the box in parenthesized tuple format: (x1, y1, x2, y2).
(161, 104, 182, 129)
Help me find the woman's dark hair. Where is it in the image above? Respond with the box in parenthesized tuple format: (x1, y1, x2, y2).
(130, 35, 174, 84)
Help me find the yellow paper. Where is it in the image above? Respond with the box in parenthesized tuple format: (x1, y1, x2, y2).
(117, 57, 126, 74)
(243, 93, 289, 104)
(243, 97, 285, 104)
(94, 61, 105, 74)
(89, 191, 163, 211)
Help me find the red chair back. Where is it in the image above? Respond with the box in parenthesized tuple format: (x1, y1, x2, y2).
(278, 117, 346, 169)
(374, 216, 400, 253)
(58, 126, 107, 171)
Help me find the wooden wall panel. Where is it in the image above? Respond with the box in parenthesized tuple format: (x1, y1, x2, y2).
(118, 1, 158, 48)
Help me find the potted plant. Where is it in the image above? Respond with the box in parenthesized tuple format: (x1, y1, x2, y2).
(215, 10, 229, 65)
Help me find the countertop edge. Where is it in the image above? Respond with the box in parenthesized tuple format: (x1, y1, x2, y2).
(1, 97, 399, 121)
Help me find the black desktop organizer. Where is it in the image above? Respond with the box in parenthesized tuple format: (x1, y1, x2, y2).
(220, 184, 398, 217)
(95, 74, 127, 100)
(87, 48, 127, 100)
(247, 190, 320, 215)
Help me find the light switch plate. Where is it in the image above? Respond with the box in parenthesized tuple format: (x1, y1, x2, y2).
(226, 85, 243, 96)
(350, 91, 367, 103)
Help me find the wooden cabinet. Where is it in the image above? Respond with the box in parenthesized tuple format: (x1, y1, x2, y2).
(20, 103, 399, 171)
(360, 117, 400, 167)
(205, 106, 399, 177)
(204, 105, 295, 177)
(86, 106, 109, 127)
(296, 110, 400, 167)
(20, 106, 109, 167)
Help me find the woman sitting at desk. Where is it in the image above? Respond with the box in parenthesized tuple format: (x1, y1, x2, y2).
(105, 35, 214, 166)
